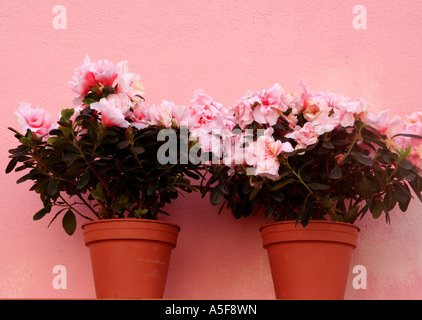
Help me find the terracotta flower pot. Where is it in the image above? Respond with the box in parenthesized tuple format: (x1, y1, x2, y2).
(260, 220, 359, 300)
(82, 219, 180, 299)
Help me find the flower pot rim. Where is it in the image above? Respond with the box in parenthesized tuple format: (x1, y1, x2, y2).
(260, 220, 360, 249)
(82, 218, 180, 247)
(81, 218, 181, 231)
(259, 220, 360, 232)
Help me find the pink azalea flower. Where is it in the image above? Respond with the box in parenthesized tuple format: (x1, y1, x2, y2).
(285, 122, 319, 150)
(312, 112, 341, 135)
(222, 131, 247, 168)
(69, 55, 119, 105)
(147, 100, 191, 129)
(115, 60, 146, 102)
(189, 89, 235, 132)
(107, 93, 134, 117)
(364, 110, 403, 136)
(393, 112, 422, 170)
(252, 83, 288, 126)
(15, 102, 56, 137)
(333, 97, 369, 127)
(231, 92, 254, 129)
(333, 109, 356, 128)
(90, 98, 130, 128)
(195, 130, 224, 161)
(395, 135, 422, 171)
(149, 101, 173, 128)
(405, 111, 422, 126)
(295, 80, 369, 128)
(251, 128, 293, 180)
(129, 102, 153, 130)
(337, 97, 369, 115)
(169, 102, 191, 128)
(292, 80, 329, 118)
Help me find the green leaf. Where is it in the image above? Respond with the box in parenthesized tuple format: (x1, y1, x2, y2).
(241, 182, 254, 195)
(134, 208, 148, 218)
(308, 182, 330, 191)
(329, 166, 342, 180)
(63, 152, 81, 162)
(57, 120, 72, 128)
(344, 207, 359, 222)
(91, 183, 104, 201)
(77, 169, 91, 189)
(19, 136, 34, 147)
(210, 188, 224, 206)
(46, 136, 58, 145)
(265, 200, 275, 220)
(370, 199, 384, 219)
(249, 186, 261, 200)
(62, 209, 77, 236)
(383, 190, 397, 212)
(381, 150, 398, 164)
(271, 191, 284, 203)
(17, 171, 36, 184)
(117, 140, 130, 149)
(33, 205, 52, 221)
(392, 133, 422, 140)
(322, 141, 335, 150)
(61, 108, 75, 122)
(299, 200, 313, 227)
(131, 145, 145, 154)
(8, 145, 30, 156)
(409, 175, 422, 202)
(399, 194, 411, 212)
(399, 159, 414, 170)
(399, 167, 417, 181)
(47, 178, 59, 196)
(351, 151, 373, 166)
(184, 170, 201, 180)
(361, 127, 386, 148)
(147, 182, 159, 195)
(359, 174, 372, 198)
(270, 178, 296, 191)
(119, 193, 130, 206)
(217, 173, 230, 196)
(5, 157, 19, 174)
(393, 183, 412, 204)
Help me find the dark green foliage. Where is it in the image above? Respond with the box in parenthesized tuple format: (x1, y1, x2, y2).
(202, 117, 422, 227)
(6, 107, 203, 234)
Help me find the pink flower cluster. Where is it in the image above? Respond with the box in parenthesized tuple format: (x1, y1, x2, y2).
(224, 81, 371, 180)
(13, 56, 422, 178)
(14, 102, 57, 136)
(231, 83, 288, 129)
(69, 55, 146, 105)
(400, 112, 422, 170)
(364, 110, 422, 170)
(15, 56, 196, 139)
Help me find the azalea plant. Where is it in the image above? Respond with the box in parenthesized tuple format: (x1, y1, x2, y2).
(7, 56, 422, 234)
(6, 56, 205, 235)
(202, 81, 422, 226)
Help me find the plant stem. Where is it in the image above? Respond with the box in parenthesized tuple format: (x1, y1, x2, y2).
(285, 158, 321, 204)
(338, 126, 361, 167)
(71, 125, 130, 218)
(76, 193, 102, 219)
(59, 195, 94, 221)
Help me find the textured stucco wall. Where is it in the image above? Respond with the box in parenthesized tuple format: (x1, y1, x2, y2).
(1, 0, 421, 299)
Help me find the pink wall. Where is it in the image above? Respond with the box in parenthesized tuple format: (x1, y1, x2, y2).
(1, 0, 422, 299)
